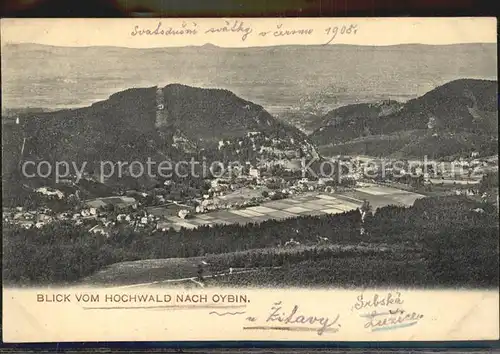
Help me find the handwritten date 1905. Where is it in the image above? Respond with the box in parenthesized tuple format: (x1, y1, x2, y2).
(325, 24, 358, 45)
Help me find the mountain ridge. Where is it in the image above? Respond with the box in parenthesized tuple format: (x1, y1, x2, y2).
(5, 84, 317, 173)
(311, 78, 498, 159)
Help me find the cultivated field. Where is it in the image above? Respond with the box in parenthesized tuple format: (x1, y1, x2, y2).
(215, 187, 270, 203)
(155, 186, 425, 231)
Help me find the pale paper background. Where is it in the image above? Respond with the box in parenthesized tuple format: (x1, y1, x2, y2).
(1, 17, 499, 343)
(3, 288, 499, 342)
(1, 17, 497, 47)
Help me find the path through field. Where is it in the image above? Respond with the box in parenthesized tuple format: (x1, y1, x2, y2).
(113, 267, 281, 289)
(83, 242, 419, 288)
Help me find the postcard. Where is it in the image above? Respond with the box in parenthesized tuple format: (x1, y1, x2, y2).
(1, 17, 498, 343)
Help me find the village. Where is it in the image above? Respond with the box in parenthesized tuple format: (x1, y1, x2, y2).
(2, 163, 343, 235)
(3, 151, 495, 237)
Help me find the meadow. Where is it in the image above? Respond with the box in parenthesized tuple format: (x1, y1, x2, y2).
(4, 195, 498, 289)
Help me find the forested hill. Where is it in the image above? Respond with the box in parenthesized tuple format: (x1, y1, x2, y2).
(161, 84, 308, 142)
(7, 84, 314, 166)
(311, 79, 498, 159)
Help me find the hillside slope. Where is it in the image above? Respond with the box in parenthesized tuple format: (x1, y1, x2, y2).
(9, 84, 315, 166)
(311, 79, 498, 158)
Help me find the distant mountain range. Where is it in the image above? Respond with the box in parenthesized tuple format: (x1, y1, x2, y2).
(2, 43, 496, 116)
(311, 79, 498, 159)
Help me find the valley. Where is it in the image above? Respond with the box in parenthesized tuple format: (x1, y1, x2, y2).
(2, 43, 498, 291)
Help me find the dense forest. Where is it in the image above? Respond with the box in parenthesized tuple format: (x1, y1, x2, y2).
(311, 79, 498, 159)
(5, 84, 312, 169)
(3, 195, 498, 288)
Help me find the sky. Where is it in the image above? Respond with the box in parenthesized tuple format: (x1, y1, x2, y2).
(1, 17, 497, 48)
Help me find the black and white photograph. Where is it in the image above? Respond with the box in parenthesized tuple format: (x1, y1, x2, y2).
(2, 18, 498, 291)
(1, 17, 499, 344)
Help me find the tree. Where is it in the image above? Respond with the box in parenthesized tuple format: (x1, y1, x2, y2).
(360, 200, 373, 216)
(479, 171, 498, 194)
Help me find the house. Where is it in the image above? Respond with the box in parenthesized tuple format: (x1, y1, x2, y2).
(89, 225, 110, 237)
(36, 214, 51, 223)
(58, 212, 71, 220)
(156, 221, 171, 231)
(284, 238, 300, 247)
(102, 220, 114, 227)
(324, 186, 335, 193)
(35, 222, 46, 229)
(19, 221, 34, 229)
(319, 177, 334, 185)
(35, 187, 64, 200)
(249, 168, 260, 178)
(156, 195, 166, 203)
